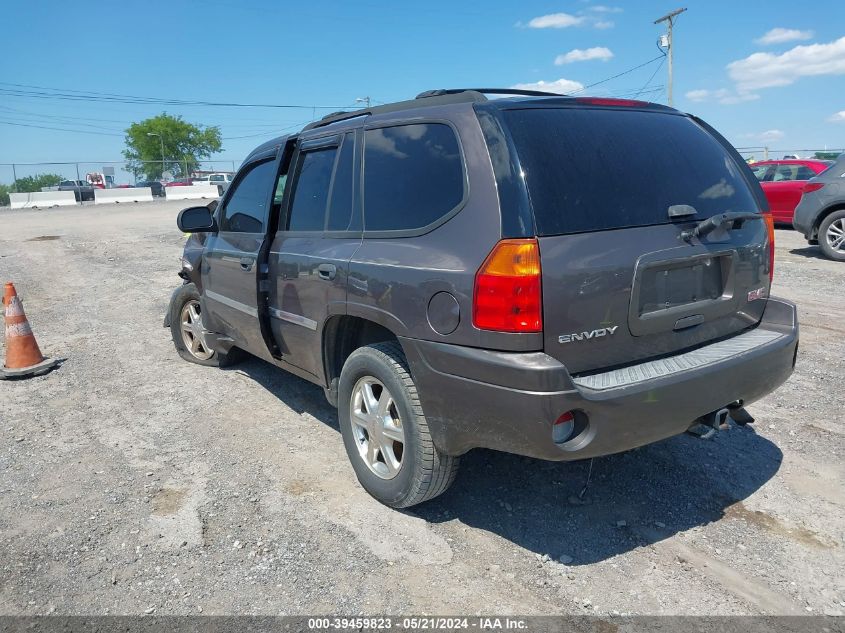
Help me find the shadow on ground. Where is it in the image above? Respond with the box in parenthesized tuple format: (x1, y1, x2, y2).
(789, 246, 826, 260)
(229, 356, 783, 566)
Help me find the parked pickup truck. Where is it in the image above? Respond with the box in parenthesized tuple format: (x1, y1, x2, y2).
(192, 173, 234, 195)
(57, 180, 96, 202)
(166, 88, 799, 509)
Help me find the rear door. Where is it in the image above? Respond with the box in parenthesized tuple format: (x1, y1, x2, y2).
(267, 130, 361, 379)
(501, 106, 771, 375)
(202, 157, 278, 360)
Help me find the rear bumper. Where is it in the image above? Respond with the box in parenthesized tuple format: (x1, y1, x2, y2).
(400, 298, 798, 460)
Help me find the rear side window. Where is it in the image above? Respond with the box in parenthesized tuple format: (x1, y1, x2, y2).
(326, 132, 358, 231)
(363, 123, 464, 232)
(503, 108, 760, 236)
(287, 146, 338, 231)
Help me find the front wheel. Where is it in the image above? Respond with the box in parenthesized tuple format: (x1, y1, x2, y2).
(338, 342, 459, 508)
(819, 210, 845, 261)
(168, 283, 241, 367)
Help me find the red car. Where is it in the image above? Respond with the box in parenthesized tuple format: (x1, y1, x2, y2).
(750, 159, 832, 224)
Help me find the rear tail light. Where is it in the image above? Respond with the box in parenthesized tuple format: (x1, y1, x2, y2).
(763, 212, 775, 282)
(802, 182, 825, 193)
(473, 239, 542, 333)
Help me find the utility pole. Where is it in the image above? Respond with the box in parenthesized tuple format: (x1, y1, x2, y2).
(654, 7, 687, 107)
(356, 96, 371, 109)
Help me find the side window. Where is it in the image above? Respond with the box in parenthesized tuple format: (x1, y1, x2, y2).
(750, 164, 771, 181)
(795, 165, 815, 180)
(363, 123, 464, 232)
(286, 145, 338, 231)
(773, 165, 798, 182)
(219, 160, 275, 233)
(326, 132, 357, 231)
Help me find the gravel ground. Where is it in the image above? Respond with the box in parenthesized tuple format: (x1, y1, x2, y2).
(0, 201, 843, 616)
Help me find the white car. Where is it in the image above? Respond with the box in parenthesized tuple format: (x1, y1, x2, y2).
(193, 173, 234, 194)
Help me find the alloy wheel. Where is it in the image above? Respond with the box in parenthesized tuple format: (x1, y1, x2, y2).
(180, 299, 214, 361)
(825, 218, 845, 254)
(349, 377, 405, 480)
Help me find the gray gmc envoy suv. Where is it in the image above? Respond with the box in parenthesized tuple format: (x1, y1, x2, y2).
(168, 89, 799, 508)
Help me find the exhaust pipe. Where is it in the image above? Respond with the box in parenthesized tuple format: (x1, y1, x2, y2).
(687, 407, 731, 439)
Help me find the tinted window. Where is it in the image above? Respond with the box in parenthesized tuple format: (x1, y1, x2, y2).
(287, 146, 338, 231)
(503, 108, 760, 236)
(326, 132, 357, 231)
(219, 160, 275, 233)
(795, 165, 815, 180)
(363, 123, 463, 231)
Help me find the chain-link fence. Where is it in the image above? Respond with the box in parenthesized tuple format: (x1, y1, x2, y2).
(0, 159, 243, 192)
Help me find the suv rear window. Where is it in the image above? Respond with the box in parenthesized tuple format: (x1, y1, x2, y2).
(503, 108, 759, 236)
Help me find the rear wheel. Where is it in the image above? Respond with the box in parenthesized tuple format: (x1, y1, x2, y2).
(819, 210, 845, 261)
(338, 342, 459, 508)
(169, 283, 241, 367)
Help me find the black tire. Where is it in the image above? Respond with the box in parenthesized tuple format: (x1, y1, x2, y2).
(818, 210, 845, 261)
(338, 342, 459, 508)
(168, 283, 242, 367)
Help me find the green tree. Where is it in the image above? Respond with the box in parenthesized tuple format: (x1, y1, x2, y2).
(123, 113, 222, 180)
(0, 184, 10, 206)
(14, 173, 63, 192)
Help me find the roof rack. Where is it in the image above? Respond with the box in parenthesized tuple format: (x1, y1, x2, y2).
(416, 88, 567, 99)
(302, 88, 569, 132)
(302, 90, 489, 131)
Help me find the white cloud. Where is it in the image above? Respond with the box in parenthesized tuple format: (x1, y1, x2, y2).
(555, 47, 614, 64)
(755, 27, 814, 45)
(588, 5, 623, 13)
(829, 111, 845, 123)
(685, 89, 711, 102)
(512, 78, 585, 95)
(684, 88, 759, 105)
(739, 130, 784, 143)
(728, 36, 845, 92)
(594, 20, 615, 29)
(758, 129, 785, 142)
(526, 12, 585, 28)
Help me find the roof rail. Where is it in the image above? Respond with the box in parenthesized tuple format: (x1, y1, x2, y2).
(416, 88, 568, 99)
(302, 90, 488, 132)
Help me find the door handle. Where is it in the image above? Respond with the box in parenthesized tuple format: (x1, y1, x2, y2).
(317, 263, 337, 280)
(240, 256, 255, 272)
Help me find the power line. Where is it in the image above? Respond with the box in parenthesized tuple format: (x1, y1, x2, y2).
(634, 57, 666, 98)
(0, 82, 351, 110)
(0, 120, 125, 136)
(568, 55, 667, 95)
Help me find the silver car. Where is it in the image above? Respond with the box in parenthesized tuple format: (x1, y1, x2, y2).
(793, 154, 845, 261)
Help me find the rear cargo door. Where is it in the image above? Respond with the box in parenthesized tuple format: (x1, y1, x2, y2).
(502, 106, 771, 375)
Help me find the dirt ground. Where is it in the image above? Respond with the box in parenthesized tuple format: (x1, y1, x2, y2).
(0, 201, 842, 616)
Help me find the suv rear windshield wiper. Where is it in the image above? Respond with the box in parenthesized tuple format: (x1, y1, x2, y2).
(680, 211, 762, 242)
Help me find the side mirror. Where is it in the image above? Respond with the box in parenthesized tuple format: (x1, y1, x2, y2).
(177, 206, 217, 233)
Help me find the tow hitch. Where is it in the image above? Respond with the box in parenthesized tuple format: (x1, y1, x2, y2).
(686, 403, 755, 439)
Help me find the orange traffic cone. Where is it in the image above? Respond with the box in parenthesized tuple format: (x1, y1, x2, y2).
(1, 282, 60, 379)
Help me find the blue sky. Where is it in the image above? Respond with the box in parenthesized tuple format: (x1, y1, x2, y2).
(1, 0, 843, 182)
